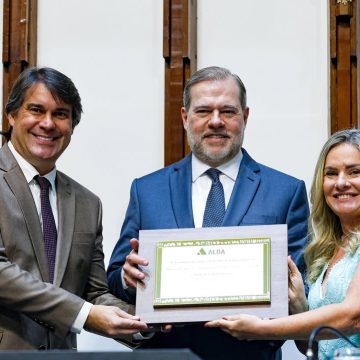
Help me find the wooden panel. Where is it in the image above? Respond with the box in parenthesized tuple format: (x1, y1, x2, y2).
(2, 0, 37, 138)
(163, 0, 170, 59)
(164, 0, 197, 166)
(330, 0, 337, 59)
(330, 0, 358, 133)
(330, 63, 338, 133)
(337, 20, 351, 128)
(352, 61, 358, 126)
(357, 0, 360, 128)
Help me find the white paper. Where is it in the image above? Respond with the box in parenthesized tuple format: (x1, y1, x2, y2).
(154, 238, 270, 306)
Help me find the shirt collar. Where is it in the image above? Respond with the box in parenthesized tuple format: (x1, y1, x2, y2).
(191, 149, 243, 182)
(8, 141, 57, 189)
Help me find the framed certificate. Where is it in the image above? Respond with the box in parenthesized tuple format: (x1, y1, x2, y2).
(153, 238, 271, 307)
(136, 224, 288, 324)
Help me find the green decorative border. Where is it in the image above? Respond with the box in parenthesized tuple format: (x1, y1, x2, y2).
(154, 244, 162, 299)
(264, 242, 270, 294)
(154, 237, 271, 308)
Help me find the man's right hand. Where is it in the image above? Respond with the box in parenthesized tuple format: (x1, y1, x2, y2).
(85, 304, 148, 337)
(123, 238, 149, 288)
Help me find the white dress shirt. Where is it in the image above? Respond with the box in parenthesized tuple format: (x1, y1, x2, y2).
(8, 141, 92, 334)
(191, 150, 243, 227)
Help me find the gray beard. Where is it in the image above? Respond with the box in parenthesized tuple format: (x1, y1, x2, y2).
(186, 130, 242, 167)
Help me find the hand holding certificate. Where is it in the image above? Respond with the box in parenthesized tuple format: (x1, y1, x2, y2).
(135, 224, 288, 324)
(122, 238, 149, 288)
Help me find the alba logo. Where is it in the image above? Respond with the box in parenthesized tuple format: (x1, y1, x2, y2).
(197, 248, 225, 255)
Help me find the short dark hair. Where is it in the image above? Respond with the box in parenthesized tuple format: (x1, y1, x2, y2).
(5, 67, 82, 137)
(183, 66, 247, 111)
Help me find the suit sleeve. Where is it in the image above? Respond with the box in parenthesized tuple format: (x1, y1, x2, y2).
(0, 229, 84, 339)
(82, 198, 135, 312)
(0, 195, 133, 341)
(107, 180, 140, 304)
(286, 180, 310, 272)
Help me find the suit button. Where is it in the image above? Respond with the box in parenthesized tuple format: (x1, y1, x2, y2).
(38, 345, 47, 350)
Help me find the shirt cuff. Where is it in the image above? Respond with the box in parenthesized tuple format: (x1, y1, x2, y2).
(71, 302, 93, 334)
(121, 267, 129, 290)
(133, 331, 155, 341)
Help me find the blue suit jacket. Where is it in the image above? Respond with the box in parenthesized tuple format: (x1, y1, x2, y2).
(108, 149, 309, 360)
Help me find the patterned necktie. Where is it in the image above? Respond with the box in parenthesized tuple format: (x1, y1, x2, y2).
(35, 176, 57, 283)
(202, 168, 225, 227)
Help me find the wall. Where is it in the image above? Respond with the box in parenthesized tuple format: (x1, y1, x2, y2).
(34, 0, 328, 358)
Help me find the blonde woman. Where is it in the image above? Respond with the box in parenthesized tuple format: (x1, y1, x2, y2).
(207, 129, 360, 360)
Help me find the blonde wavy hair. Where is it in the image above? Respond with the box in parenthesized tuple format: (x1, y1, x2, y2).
(305, 129, 360, 283)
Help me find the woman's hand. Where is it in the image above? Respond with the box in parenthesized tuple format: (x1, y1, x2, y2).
(205, 314, 267, 340)
(288, 256, 308, 315)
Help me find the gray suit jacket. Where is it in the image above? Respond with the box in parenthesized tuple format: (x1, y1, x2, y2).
(0, 143, 133, 349)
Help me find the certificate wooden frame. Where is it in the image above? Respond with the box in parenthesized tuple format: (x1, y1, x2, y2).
(136, 224, 288, 324)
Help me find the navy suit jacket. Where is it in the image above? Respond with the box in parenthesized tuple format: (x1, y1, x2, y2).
(108, 149, 309, 360)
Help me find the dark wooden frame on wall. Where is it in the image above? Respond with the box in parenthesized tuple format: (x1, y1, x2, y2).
(330, 0, 359, 132)
(2, 0, 37, 139)
(163, 0, 197, 166)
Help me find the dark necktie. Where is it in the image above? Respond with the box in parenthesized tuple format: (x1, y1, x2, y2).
(35, 176, 57, 283)
(202, 168, 225, 227)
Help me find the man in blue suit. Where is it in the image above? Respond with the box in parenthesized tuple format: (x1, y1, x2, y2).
(107, 66, 309, 360)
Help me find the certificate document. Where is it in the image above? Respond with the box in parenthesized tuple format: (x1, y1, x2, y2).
(154, 238, 270, 307)
(136, 225, 288, 324)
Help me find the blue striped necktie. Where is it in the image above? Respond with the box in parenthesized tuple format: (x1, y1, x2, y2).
(202, 168, 225, 227)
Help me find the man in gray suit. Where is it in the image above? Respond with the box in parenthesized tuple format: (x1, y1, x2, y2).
(0, 67, 147, 349)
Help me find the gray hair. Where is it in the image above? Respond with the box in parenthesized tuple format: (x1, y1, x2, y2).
(183, 66, 247, 111)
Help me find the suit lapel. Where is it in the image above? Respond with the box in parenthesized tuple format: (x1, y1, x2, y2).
(223, 149, 261, 226)
(1, 144, 49, 281)
(54, 172, 75, 286)
(170, 155, 194, 228)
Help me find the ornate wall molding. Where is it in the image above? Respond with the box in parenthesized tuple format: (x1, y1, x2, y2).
(337, 0, 353, 5)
